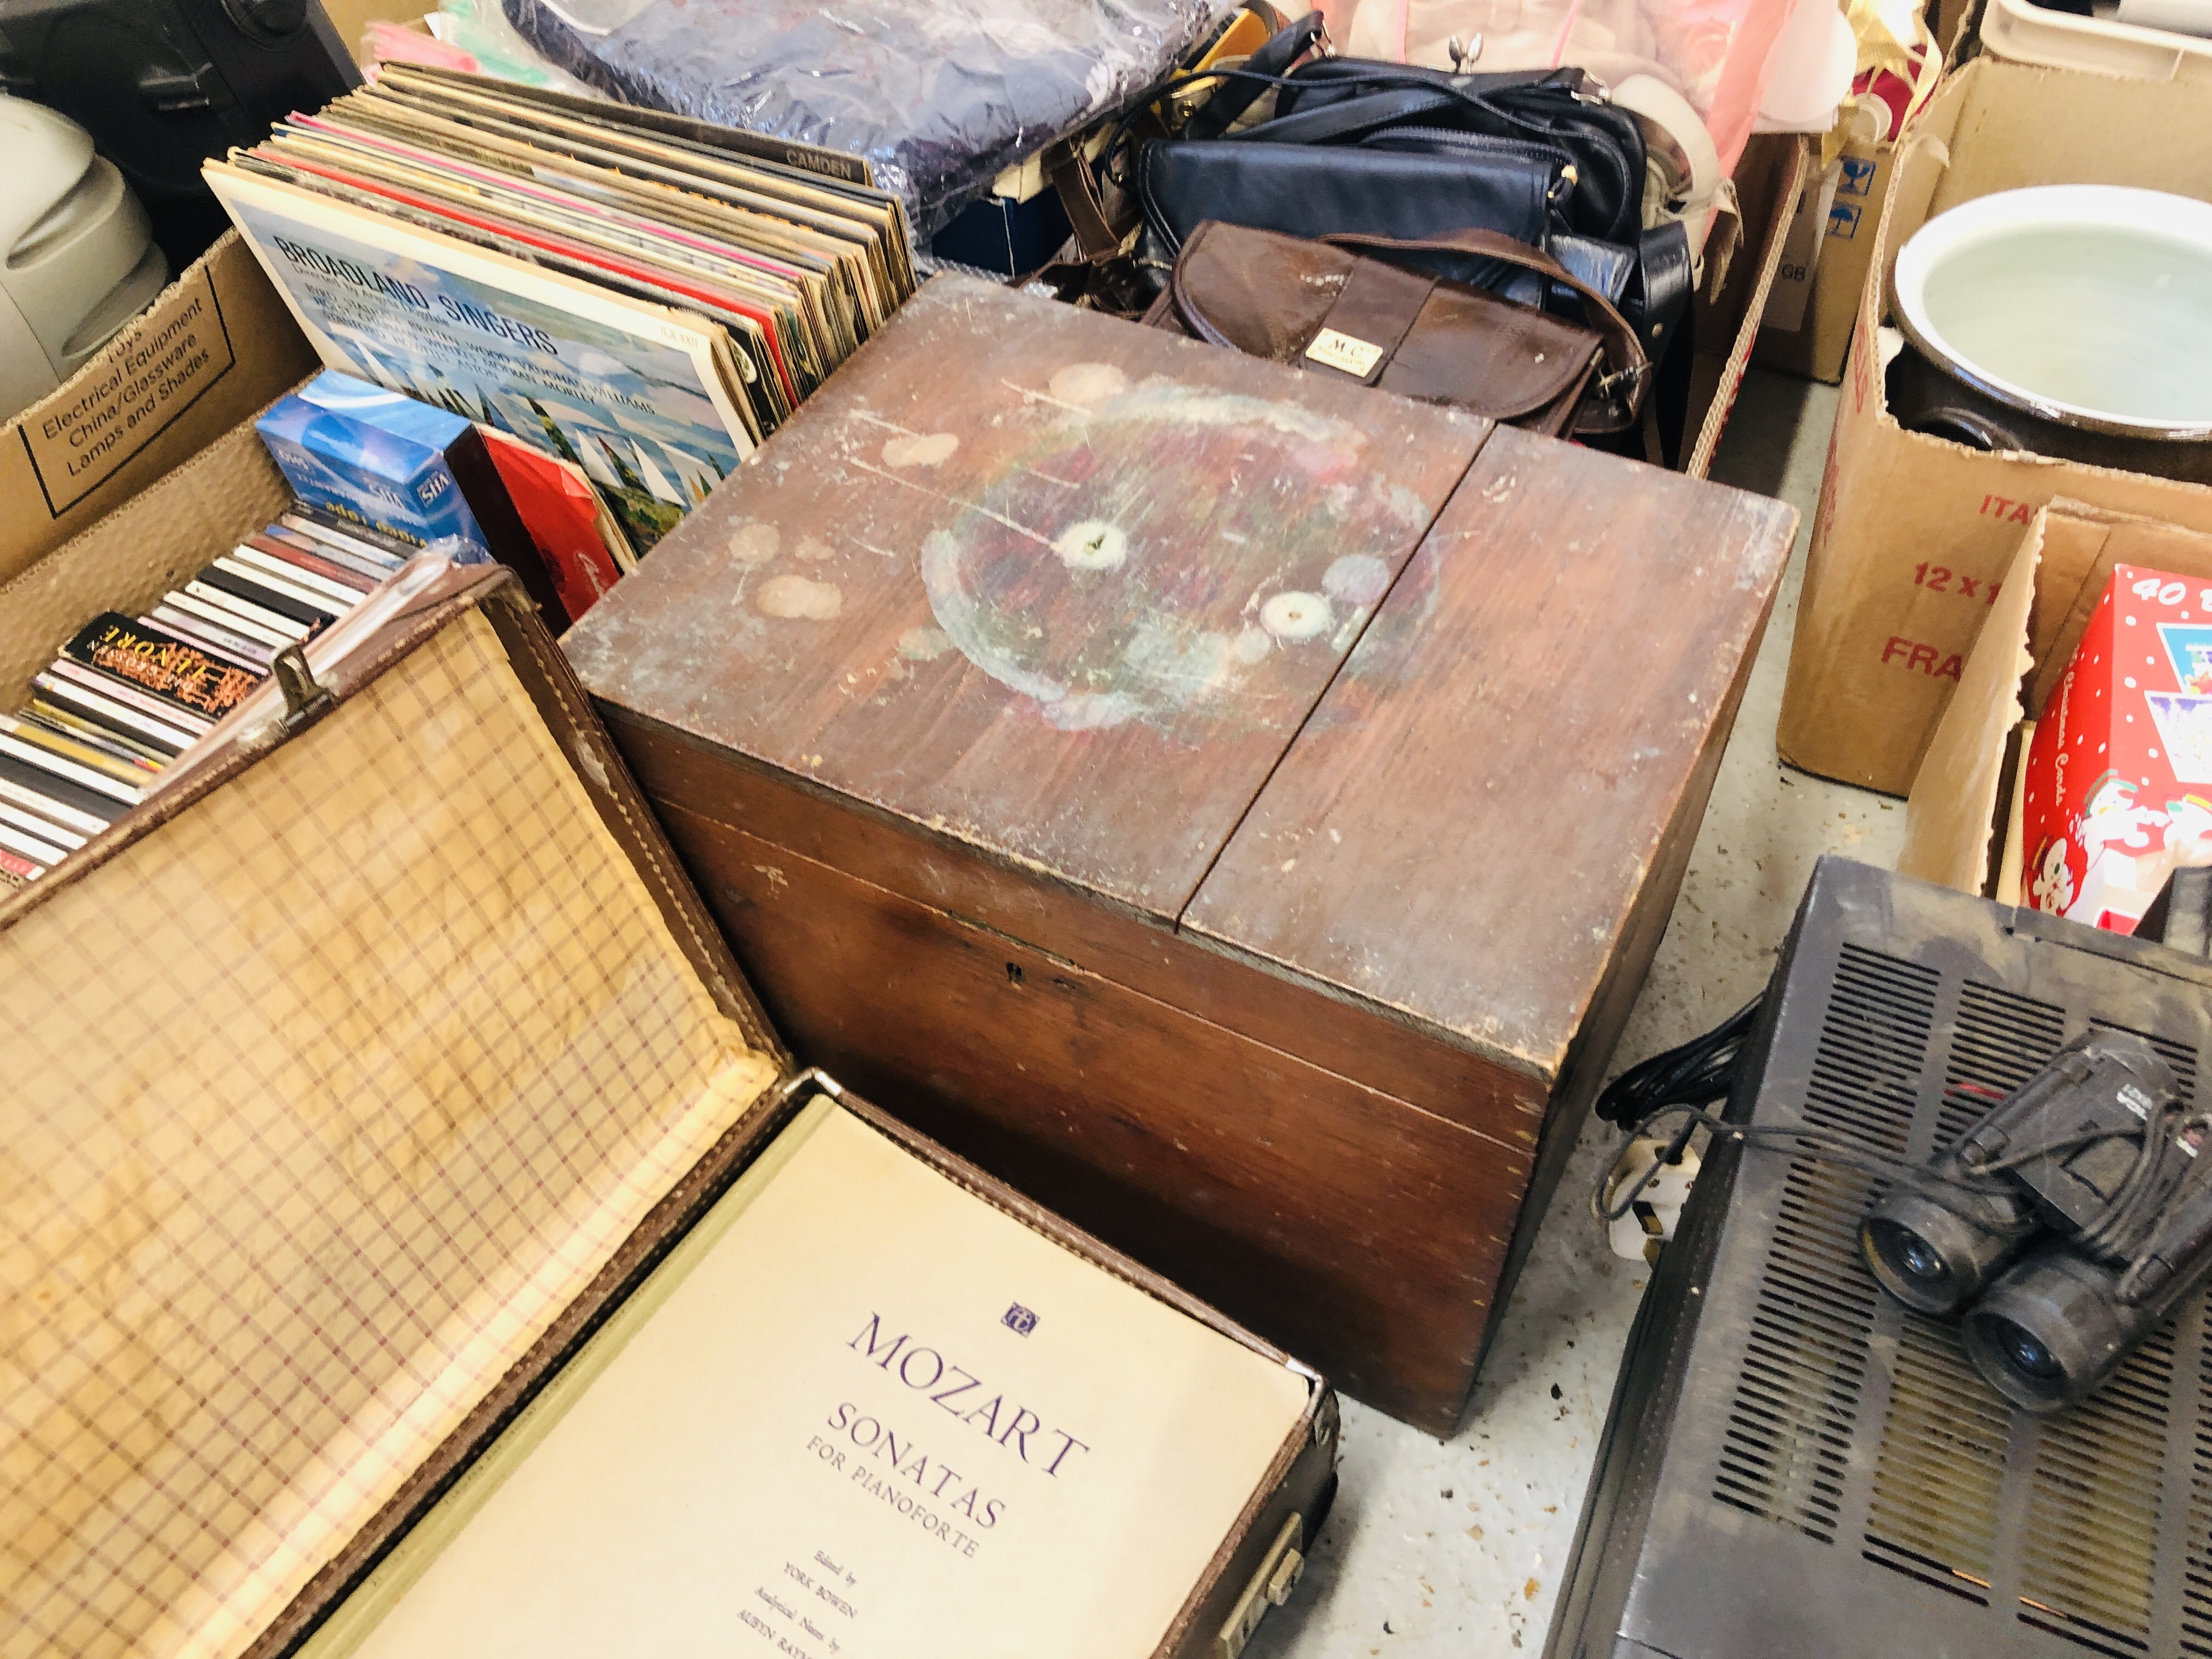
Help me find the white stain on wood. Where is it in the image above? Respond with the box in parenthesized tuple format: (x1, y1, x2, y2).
(1261, 591, 1333, 641)
(881, 431, 960, 468)
(727, 521, 780, 565)
(897, 626, 953, 662)
(1048, 362, 1128, 405)
(755, 574, 842, 620)
(1054, 520, 1129, 572)
(1323, 554, 1392, 607)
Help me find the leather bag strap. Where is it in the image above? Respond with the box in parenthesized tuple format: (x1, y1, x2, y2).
(1047, 142, 1126, 263)
(1228, 84, 1460, 146)
(1631, 221, 1694, 357)
(1321, 227, 1649, 425)
(1256, 65, 1596, 153)
(1181, 12, 1329, 142)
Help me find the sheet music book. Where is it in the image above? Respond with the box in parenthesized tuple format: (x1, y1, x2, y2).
(301, 1099, 1312, 1659)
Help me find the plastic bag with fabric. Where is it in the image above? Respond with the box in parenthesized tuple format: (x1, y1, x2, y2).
(499, 0, 1239, 239)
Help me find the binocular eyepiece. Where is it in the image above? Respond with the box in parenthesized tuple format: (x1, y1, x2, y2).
(1859, 1030, 2212, 1413)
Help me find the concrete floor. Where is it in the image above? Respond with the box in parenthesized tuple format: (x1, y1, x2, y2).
(1252, 369, 1910, 1659)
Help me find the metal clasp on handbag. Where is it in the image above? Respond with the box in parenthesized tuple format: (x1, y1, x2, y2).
(1594, 362, 1651, 422)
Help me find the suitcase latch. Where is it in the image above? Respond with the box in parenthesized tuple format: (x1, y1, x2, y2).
(270, 644, 335, 736)
(1214, 1513, 1305, 1659)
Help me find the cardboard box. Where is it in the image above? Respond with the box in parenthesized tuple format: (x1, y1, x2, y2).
(1776, 57, 2212, 798)
(1898, 502, 2212, 902)
(0, 233, 315, 590)
(0, 0, 444, 591)
(1754, 158, 1839, 337)
(2016, 558, 2212, 930)
(1752, 134, 1895, 383)
(1683, 133, 1811, 476)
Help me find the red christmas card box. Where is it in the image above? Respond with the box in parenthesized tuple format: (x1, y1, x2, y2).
(2022, 562, 2212, 932)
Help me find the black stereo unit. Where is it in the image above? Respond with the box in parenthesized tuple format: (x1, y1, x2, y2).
(1549, 856, 2212, 1659)
(0, 0, 357, 266)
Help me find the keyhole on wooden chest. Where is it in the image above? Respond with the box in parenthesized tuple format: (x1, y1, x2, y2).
(1006, 963, 1025, 988)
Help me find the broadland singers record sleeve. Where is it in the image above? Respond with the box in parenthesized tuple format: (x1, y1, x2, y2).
(298, 1100, 1313, 1659)
(204, 162, 752, 554)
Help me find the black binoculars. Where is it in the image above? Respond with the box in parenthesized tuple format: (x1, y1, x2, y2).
(1860, 1029, 2212, 1412)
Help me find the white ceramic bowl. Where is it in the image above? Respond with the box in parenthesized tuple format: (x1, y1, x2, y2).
(1893, 183, 2212, 439)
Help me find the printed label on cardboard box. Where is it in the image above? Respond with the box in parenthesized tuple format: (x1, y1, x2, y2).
(17, 267, 236, 517)
(1838, 155, 1878, 198)
(1764, 166, 1838, 335)
(1827, 201, 1863, 240)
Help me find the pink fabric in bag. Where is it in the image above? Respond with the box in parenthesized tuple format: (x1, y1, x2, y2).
(1313, 0, 1791, 174)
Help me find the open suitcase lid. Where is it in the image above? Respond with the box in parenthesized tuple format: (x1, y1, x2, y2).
(0, 430, 1330, 1659)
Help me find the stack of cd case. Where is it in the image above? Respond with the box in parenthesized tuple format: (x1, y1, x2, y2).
(0, 507, 411, 889)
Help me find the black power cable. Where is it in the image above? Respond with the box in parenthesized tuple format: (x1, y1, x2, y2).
(1593, 997, 1761, 1127)
(1593, 1104, 2015, 1227)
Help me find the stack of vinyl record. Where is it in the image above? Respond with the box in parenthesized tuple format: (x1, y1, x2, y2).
(203, 66, 915, 556)
(0, 509, 409, 890)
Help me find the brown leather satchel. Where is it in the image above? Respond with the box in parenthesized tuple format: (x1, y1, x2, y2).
(1142, 219, 1650, 438)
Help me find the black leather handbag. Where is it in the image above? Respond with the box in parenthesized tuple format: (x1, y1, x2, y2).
(1261, 59, 1649, 241)
(1135, 13, 1692, 360)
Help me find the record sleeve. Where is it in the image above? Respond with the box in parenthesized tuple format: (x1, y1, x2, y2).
(206, 161, 755, 553)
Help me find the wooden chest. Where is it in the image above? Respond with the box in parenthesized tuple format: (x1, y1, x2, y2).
(566, 277, 1796, 1432)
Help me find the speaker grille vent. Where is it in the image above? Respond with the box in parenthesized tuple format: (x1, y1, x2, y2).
(1859, 979, 2061, 1603)
(2185, 1320, 2212, 1658)
(1799, 944, 1938, 1154)
(1711, 945, 1937, 1539)
(2018, 1329, 2174, 1655)
(1942, 981, 2067, 1146)
(1864, 1314, 2008, 1604)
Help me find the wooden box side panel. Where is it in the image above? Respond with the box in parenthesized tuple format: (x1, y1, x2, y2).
(1477, 582, 1770, 1373)
(656, 798, 1530, 1433)
(605, 710, 1550, 1150)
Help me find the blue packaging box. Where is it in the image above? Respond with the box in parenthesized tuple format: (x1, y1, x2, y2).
(255, 373, 492, 560)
